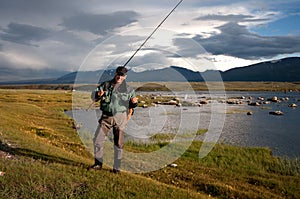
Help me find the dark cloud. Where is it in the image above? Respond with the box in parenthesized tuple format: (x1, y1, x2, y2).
(0, 23, 51, 46)
(194, 14, 269, 23)
(0, 0, 81, 17)
(93, 33, 147, 55)
(191, 22, 300, 59)
(60, 11, 139, 35)
(0, 0, 299, 74)
(173, 37, 207, 58)
(0, 66, 68, 82)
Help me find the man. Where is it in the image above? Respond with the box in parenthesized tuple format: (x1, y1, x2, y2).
(89, 66, 138, 173)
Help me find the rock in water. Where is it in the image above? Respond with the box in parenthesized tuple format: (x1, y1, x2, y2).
(269, 110, 284, 116)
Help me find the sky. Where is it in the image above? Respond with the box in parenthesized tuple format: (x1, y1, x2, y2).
(0, 0, 300, 77)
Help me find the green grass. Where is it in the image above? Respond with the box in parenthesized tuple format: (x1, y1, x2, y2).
(0, 90, 89, 163)
(142, 142, 300, 199)
(0, 89, 207, 199)
(148, 129, 207, 143)
(0, 89, 299, 199)
(1, 157, 204, 199)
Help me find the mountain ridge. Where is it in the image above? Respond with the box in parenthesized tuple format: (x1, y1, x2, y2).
(222, 57, 300, 81)
(1, 57, 300, 84)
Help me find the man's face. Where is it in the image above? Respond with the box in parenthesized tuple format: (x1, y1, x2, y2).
(114, 73, 126, 84)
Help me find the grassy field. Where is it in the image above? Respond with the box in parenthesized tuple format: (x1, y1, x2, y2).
(0, 89, 300, 198)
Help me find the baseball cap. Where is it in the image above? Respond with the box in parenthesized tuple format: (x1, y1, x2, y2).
(116, 66, 128, 76)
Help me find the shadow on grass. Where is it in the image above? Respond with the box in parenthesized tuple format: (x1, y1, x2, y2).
(0, 140, 86, 167)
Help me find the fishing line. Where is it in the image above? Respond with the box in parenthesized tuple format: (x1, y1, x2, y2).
(123, 0, 184, 67)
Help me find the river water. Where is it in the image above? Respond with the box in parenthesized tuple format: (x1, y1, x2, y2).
(67, 91, 300, 158)
(219, 91, 300, 157)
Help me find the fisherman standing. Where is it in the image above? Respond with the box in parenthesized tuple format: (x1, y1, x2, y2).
(89, 66, 138, 173)
(87, 0, 182, 173)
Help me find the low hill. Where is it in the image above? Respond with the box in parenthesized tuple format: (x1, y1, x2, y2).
(222, 57, 300, 81)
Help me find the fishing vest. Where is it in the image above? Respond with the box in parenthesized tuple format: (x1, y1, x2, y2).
(96, 80, 135, 115)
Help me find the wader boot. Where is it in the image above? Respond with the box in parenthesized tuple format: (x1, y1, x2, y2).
(88, 158, 103, 171)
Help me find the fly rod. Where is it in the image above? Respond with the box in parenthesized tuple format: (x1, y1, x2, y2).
(123, 0, 184, 67)
(87, 0, 183, 111)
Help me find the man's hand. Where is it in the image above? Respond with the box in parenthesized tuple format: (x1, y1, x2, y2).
(98, 90, 104, 97)
(131, 97, 138, 104)
(127, 97, 138, 122)
(129, 97, 138, 108)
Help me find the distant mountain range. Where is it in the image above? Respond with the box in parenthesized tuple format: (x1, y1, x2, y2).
(0, 67, 69, 83)
(221, 57, 300, 82)
(1, 57, 300, 84)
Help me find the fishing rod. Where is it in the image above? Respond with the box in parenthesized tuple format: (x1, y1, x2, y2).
(87, 0, 183, 111)
(123, 0, 184, 67)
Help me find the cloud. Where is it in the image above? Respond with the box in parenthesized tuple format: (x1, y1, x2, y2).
(60, 11, 139, 35)
(192, 22, 300, 59)
(0, 23, 51, 46)
(0, 50, 47, 69)
(0, 28, 94, 71)
(194, 14, 270, 23)
(173, 37, 207, 58)
(0, 0, 83, 17)
(0, 0, 299, 75)
(126, 51, 171, 72)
